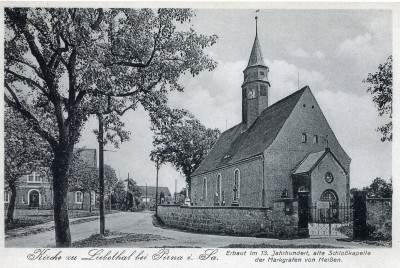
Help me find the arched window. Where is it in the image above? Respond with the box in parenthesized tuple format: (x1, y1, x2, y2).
(75, 191, 83, 204)
(202, 177, 207, 200)
(217, 174, 222, 201)
(234, 169, 240, 200)
(320, 189, 338, 203)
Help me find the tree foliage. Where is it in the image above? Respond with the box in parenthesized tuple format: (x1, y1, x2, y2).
(150, 107, 220, 186)
(5, 7, 217, 246)
(4, 106, 52, 222)
(363, 177, 392, 198)
(363, 55, 392, 142)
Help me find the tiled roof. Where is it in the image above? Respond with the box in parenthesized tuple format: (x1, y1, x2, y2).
(136, 186, 171, 196)
(292, 148, 348, 175)
(247, 34, 266, 67)
(292, 150, 326, 175)
(192, 87, 308, 177)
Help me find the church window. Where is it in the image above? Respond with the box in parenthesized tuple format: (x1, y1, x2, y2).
(21, 195, 25, 204)
(325, 172, 334, 183)
(320, 189, 338, 202)
(303, 104, 306, 108)
(234, 169, 240, 200)
(260, 71, 265, 76)
(260, 85, 267, 96)
(302, 133, 307, 143)
(202, 177, 207, 200)
(217, 174, 222, 201)
(312, 105, 315, 109)
(75, 191, 83, 204)
(313, 135, 318, 144)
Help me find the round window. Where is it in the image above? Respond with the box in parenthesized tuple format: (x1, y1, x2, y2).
(325, 172, 334, 183)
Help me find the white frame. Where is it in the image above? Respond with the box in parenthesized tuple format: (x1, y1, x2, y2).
(75, 191, 83, 204)
(27, 189, 41, 205)
(27, 172, 42, 183)
(302, 133, 307, 143)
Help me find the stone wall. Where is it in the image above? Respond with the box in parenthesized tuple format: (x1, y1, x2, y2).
(158, 200, 299, 238)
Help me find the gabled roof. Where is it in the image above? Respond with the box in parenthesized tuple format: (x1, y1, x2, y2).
(292, 148, 348, 175)
(136, 186, 171, 196)
(247, 34, 265, 67)
(192, 86, 308, 177)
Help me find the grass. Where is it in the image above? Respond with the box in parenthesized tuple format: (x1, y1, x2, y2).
(223, 243, 343, 248)
(5, 218, 48, 231)
(72, 231, 170, 247)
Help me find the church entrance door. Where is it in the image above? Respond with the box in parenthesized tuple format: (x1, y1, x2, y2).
(308, 190, 352, 237)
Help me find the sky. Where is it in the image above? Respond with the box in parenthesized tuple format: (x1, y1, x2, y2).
(78, 9, 392, 194)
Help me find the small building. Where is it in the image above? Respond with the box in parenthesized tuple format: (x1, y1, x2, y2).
(190, 28, 350, 208)
(137, 186, 171, 205)
(4, 148, 97, 210)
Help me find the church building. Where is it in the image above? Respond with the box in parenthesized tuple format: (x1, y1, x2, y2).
(190, 22, 351, 208)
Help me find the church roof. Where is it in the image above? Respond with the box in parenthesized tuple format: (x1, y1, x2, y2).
(192, 86, 308, 177)
(247, 34, 266, 67)
(292, 148, 348, 175)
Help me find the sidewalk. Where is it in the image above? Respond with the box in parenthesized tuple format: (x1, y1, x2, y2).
(5, 215, 100, 240)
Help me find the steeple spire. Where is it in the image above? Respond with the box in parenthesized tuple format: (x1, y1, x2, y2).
(255, 14, 258, 36)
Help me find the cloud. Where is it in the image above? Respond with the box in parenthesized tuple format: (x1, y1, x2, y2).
(289, 48, 310, 58)
(337, 33, 373, 57)
(315, 90, 392, 188)
(314, 50, 325, 59)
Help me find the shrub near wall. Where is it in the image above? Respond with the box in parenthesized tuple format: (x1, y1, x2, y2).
(366, 199, 392, 240)
(157, 202, 299, 238)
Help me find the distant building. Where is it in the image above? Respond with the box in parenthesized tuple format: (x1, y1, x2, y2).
(4, 148, 97, 210)
(137, 186, 171, 205)
(191, 28, 350, 208)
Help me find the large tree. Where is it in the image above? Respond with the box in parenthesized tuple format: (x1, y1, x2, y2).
(4, 8, 217, 246)
(4, 107, 52, 222)
(363, 55, 392, 142)
(150, 107, 220, 193)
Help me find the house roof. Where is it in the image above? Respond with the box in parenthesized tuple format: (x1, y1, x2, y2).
(192, 86, 308, 177)
(247, 34, 265, 67)
(136, 186, 171, 196)
(292, 148, 348, 175)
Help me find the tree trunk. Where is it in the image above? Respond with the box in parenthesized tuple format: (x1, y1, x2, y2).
(81, 192, 85, 210)
(89, 191, 92, 213)
(52, 152, 72, 247)
(6, 184, 17, 223)
(98, 115, 105, 235)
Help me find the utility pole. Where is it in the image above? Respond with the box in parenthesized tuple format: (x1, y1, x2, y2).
(155, 158, 160, 217)
(125, 173, 129, 210)
(145, 183, 148, 210)
(98, 114, 105, 236)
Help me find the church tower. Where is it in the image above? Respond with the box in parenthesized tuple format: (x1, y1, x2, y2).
(242, 16, 270, 131)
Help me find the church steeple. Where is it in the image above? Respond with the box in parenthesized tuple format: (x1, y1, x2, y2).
(247, 18, 265, 67)
(242, 16, 271, 131)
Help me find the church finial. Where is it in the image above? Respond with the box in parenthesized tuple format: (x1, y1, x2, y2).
(255, 10, 259, 36)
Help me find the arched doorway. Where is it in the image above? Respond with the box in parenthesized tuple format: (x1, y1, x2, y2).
(319, 189, 339, 222)
(29, 189, 40, 208)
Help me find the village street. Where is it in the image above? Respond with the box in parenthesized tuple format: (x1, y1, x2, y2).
(5, 211, 377, 248)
